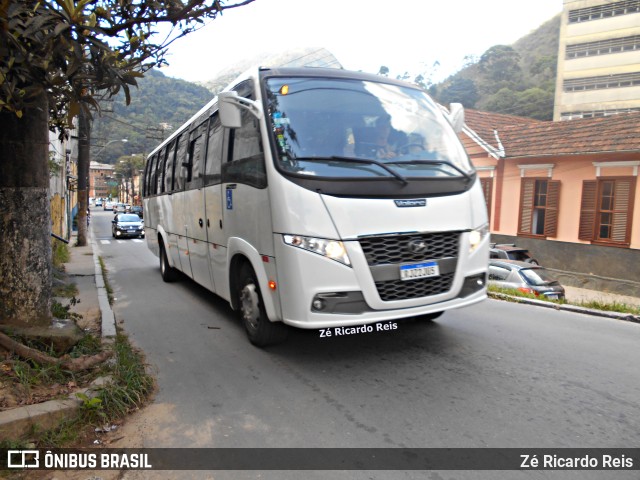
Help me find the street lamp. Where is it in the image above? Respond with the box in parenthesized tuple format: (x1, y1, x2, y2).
(93, 138, 128, 159)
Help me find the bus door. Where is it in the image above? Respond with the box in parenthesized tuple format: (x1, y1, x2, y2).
(202, 113, 227, 299)
(219, 102, 272, 273)
(173, 133, 193, 279)
(184, 121, 215, 292)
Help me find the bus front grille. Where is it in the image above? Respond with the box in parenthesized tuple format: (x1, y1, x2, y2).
(359, 231, 460, 265)
(358, 231, 461, 301)
(375, 273, 455, 301)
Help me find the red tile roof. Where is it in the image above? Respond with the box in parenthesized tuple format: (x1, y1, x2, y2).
(463, 110, 640, 158)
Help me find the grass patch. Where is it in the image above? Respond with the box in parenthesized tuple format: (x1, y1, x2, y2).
(488, 284, 565, 304)
(98, 256, 114, 305)
(52, 238, 70, 268)
(576, 299, 640, 315)
(4, 334, 154, 449)
(488, 284, 640, 315)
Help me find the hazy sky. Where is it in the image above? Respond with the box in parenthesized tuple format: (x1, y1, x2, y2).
(158, 0, 563, 83)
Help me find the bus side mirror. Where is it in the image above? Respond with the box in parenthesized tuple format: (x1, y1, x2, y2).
(218, 92, 242, 128)
(218, 91, 263, 128)
(449, 103, 465, 133)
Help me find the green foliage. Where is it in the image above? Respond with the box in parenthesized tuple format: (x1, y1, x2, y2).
(1, 0, 255, 131)
(91, 70, 213, 164)
(51, 239, 70, 268)
(432, 14, 561, 120)
(436, 77, 480, 108)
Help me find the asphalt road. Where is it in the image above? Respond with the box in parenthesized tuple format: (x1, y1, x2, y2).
(91, 209, 640, 480)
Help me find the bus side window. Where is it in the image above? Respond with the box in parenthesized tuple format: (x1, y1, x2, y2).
(174, 134, 188, 192)
(164, 140, 176, 193)
(148, 154, 158, 195)
(186, 121, 207, 190)
(223, 84, 266, 188)
(142, 156, 150, 197)
(156, 147, 166, 194)
(204, 113, 223, 186)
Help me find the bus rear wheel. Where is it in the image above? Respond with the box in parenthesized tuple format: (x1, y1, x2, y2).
(238, 264, 287, 347)
(160, 243, 178, 282)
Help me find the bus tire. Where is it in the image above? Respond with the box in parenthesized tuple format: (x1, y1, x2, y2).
(160, 243, 179, 283)
(238, 264, 287, 347)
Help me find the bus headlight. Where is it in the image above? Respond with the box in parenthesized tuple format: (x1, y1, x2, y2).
(283, 234, 351, 266)
(469, 223, 489, 253)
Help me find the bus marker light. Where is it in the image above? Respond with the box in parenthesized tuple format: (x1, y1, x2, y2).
(268, 280, 277, 290)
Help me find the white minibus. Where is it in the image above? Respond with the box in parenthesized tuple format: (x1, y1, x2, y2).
(143, 67, 489, 346)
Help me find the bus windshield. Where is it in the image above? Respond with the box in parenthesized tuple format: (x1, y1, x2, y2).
(265, 77, 473, 179)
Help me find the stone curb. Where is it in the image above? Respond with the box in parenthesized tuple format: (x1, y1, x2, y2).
(489, 292, 640, 324)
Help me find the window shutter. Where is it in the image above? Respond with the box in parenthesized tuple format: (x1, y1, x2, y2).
(518, 178, 535, 234)
(544, 180, 560, 237)
(578, 180, 597, 241)
(480, 178, 492, 220)
(611, 179, 634, 244)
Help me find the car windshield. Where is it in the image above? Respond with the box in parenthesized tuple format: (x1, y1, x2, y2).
(265, 77, 473, 180)
(119, 214, 141, 222)
(520, 268, 557, 286)
(509, 250, 532, 261)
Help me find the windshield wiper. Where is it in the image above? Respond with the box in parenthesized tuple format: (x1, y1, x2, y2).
(387, 159, 472, 182)
(293, 156, 408, 185)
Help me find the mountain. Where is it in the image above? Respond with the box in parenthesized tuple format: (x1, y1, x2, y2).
(91, 21, 560, 163)
(430, 14, 561, 120)
(91, 69, 214, 165)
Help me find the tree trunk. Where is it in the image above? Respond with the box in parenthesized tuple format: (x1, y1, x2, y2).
(76, 108, 90, 246)
(0, 94, 53, 327)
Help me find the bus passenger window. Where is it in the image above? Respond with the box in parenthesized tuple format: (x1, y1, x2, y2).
(224, 110, 266, 188)
(174, 134, 188, 191)
(156, 148, 166, 194)
(164, 140, 176, 193)
(204, 114, 223, 186)
(148, 154, 158, 195)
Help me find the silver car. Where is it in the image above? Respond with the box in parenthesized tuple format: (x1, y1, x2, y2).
(488, 259, 565, 300)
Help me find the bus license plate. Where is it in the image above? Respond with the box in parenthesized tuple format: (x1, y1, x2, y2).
(400, 261, 439, 281)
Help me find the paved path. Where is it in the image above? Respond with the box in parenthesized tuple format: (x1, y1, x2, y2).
(564, 285, 640, 308)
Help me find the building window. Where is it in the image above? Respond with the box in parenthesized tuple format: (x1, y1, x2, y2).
(579, 178, 636, 246)
(564, 72, 640, 92)
(566, 35, 640, 59)
(518, 178, 560, 237)
(560, 107, 640, 120)
(568, 0, 640, 23)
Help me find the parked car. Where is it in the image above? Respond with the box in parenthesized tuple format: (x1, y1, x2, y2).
(489, 243, 539, 265)
(112, 213, 145, 239)
(488, 259, 565, 300)
(103, 201, 114, 211)
(130, 205, 143, 218)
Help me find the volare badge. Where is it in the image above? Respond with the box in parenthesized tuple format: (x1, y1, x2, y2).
(394, 199, 426, 207)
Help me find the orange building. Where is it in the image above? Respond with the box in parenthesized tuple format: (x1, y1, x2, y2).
(463, 109, 640, 296)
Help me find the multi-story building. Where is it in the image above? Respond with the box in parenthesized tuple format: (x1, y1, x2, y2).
(554, 0, 640, 120)
(89, 161, 116, 200)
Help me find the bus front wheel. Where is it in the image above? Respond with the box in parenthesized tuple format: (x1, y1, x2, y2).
(238, 264, 287, 347)
(160, 243, 178, 282)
